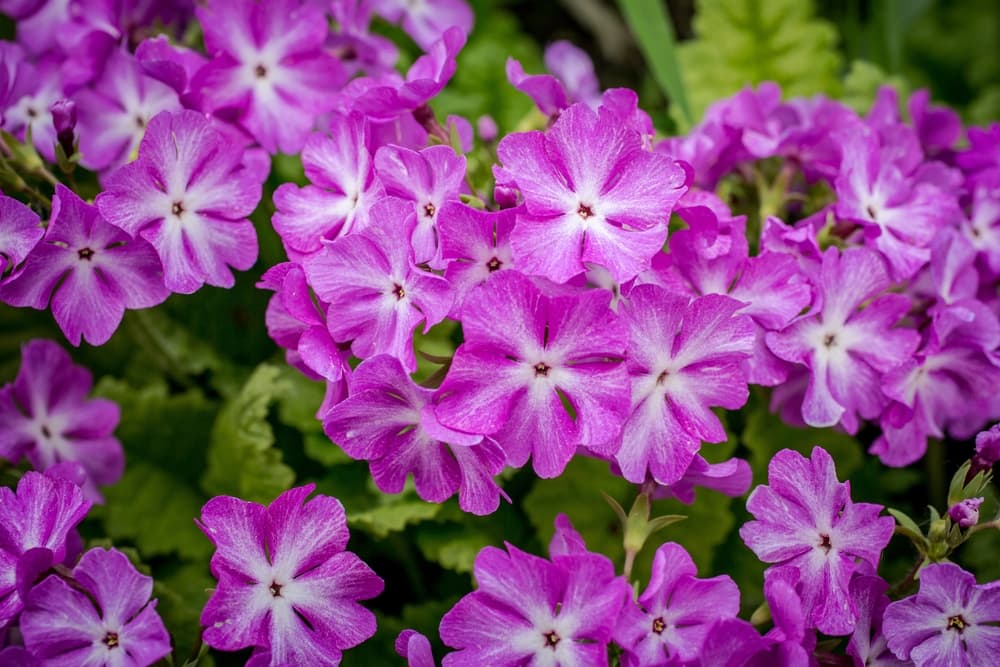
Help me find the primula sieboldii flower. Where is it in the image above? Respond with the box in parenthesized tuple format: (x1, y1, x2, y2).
(649, 454, 752, 505)
(375, 144, 465, 267)
(302, 198, 453, 372)
(505, 40, 601, 118)
(740, 447, 894, 636)
(258, 262, 348, 383)
(438, 202, 515, 315)
(0, 194, 43, 279)
(0, 470, 91, 627)
(657, 204, 811, 386)
(883, 562, 1000, 666)
(329, 0, 400, 78)
(20, 547, 171, 666)
(273, 112, 383, 258)
(614, 542, 740, 665)
(962, 175, 1000, 275)
(323, 355, 506, 515)
(847, 575, 907, 667)
(496, 103, 688, 284)
(835, 125, 958, 281)
(192, 0, 346, 154)
(439, 515, 627, 666)
(613, 286, 754, 485)
(0, 339, 123, 501)
(748, 567, 817, 665)
(1, 186, 169, 346)
(434, 270, 628, 478)
(766, 246, 919, 433)
(97, 109, 262, 294)
(370, 0, 472, 51)
(957, 123, 1000, 188)
(73, 48, 180, 173)
(1, 51, 62, 161)
(198, 484, 383, 665)
(135, 35, 208, 103)
(396, 629, 436, 667)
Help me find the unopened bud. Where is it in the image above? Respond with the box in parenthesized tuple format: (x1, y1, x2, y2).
(49, 99, 76, 158)
(477, 115, 498, 143)
(948, 497, 983, 528)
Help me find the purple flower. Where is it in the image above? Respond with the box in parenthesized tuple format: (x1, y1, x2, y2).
(375, 144, 465, 267)
(651, 455, 752, 505)
(258, 262, 348, 383)
(323, 355, 506, 515)
(371, 0, 472, 51)
(505, 40, 601, 118)
(751, 567, 817, 665)
(958, 124, 1000, 188)
(835, 125, 958, 280)
(883, 562, 1000, 666)
(1, 186, 169, 346)
(0, 339, 123, 501)
(439, 515, 627, 666)
(614, 542, 740, 665)
(0, 194, 43, 280)
(19, 547, 170, 666)
(433, 271, 629, 478)
(198, 484, 384, 665)
(135, 35, 208, 103)
(0, 471, 91, 627)
(972, 423, 1000, 473)
(97, 109, 262, 294)
(1, 53, 62, 161)
(962, 176, 1000, 275)
(329, 0, 400, 78)
(193, 0, 346, 154)
(49, 98, 75, 157)
(73, 49, 180, 172)
(396, 630, 436, 667)
(438, 203, 515, 315)
(847, 575, 907, 667)
(660, 205, 812, 386)
(949, 498, 983, 528)
(496, 103, 688, 284)
(739, 447, 895, 635)
(766, 247, 919, 433)
(301, 199, 453, 372)
(613, 286, 754, 485)
(273, 112, 383, 258)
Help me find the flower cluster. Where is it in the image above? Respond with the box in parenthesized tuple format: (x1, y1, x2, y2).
(0, 470, 170, 665)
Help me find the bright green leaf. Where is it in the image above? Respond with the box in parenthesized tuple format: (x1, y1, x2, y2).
(202, 364, 295, 504)
(415, 522, 493, 573)
(676, 0, 842, 125)
(349, 496, 442, 538)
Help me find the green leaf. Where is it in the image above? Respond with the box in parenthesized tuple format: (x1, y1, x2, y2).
(616, 0, 691, 125)
(676, 0, 842, 125)
(274, 366, 326, 434)
(524, 456, 632, 566)
(93, 379, 215, 559)
(642, 489, 735, 575)
(742, 392, 863, 487)
(841, 60, 909, 114)
(888, 508, 926, 544)
(201, 364, 295, 504)
(349, 494, 442, 538)
(415, 522, 493, 573)
(153, 560, 216, 665)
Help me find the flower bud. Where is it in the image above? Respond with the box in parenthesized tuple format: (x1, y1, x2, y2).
(477, 114, 498, 143)
(948, 497, 983, 528)
(49, 99, 77, 158)
(970, 423, 1000, 478)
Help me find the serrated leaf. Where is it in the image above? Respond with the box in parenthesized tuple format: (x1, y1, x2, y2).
(742, 393, 863, 487)
(524, 456, 632, 566)
(92, 379, 215, 559)
(201, 364, 295, 504)
(841, 60, 909, 114)
(415, 523, 493, 573)
(349, 497, 442, 538)
(153, 560, 216, 666)
(274, 366, 326, 433)
(676, 0, 843, 125)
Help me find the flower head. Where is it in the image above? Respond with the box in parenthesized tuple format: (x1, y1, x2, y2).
(439, 515, 627, 666)
(0, 339, 123, 500)
(496, 103, 688, 284)
(97, 109, 262, 294)
(0, 194, 43, 280)
(884, 562, 1000, 666)
(1, 186, 169, 345)
(20, 547, 171, 666)
(198, 484, 384, 665)
(739, 446, 894, 635)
